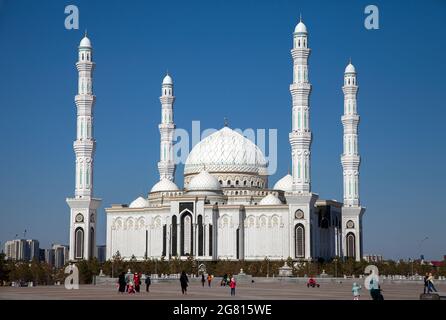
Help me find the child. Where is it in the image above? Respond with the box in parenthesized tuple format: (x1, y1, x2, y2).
(229, 277, 236, 296)
(127, 280, 135, 294)
(352, 282, 362, 300)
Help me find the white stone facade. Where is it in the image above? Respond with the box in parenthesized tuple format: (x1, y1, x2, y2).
(98, 19, 365, 262)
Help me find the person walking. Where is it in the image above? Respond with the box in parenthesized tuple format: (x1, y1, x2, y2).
(125, 269, 133, 292)
(180, 271, 189, 295)
(145, 274, 151, 292)
(229, 276, 236, 296)
(201, 274, 205, 287)
(427, 273, 438, 293)
(118, 272, 126, 294)
(369, 277, 380, 300)
(134, 272, 140, 293)
(207, 274, 213, 287)
(352, 282, 362, 300)
(423, 273, 429, 294)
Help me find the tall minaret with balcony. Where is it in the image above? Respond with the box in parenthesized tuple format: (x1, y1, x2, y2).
(287, 17, 318, 261)
(66, 33, 101, 261)
(289, 17, 312, 193)
(341, 61, 365, 261)
(157, 73, 176, 181)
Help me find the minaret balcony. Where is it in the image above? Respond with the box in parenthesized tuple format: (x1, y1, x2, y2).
(341, 155, 360, 167)
(291, 48, 310, 59)
(290, 83, 311, 93)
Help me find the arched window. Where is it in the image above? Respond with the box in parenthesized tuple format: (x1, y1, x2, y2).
(82, 53, 84, 60)
(227, 180, 231, 185)
(87, 53, 90, 61)
(244, 180, 247, 186)
(219, 180, 223, 185)
(295, 224, 305, 258)
(298, 39, 301, 47)
(198, 215, 204, 256)
(236, 180, 239, 185)
(171, 216, 177, 256)
(346, 232, 356, 258)
(75, 227, 84, 259)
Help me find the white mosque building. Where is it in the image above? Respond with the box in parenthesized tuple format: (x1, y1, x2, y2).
(67, 19, 365, 263)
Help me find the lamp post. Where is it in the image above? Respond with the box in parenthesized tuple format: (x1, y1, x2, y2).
(334, 257, 338, 278)
(266, 257, 270, 278)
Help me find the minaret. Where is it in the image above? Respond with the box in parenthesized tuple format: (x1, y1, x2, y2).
(341, 61, 361, 207)
(66, 33, 101, 261)
(289, 17, 312, 193)
(341, 60, 365, 261)
(286, 17, 318, 261)
(157, 73, 176, 181)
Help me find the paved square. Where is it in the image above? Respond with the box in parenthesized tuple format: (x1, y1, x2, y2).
(1, 279, 441, 300)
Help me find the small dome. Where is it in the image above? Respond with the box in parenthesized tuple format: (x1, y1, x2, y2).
(273, 174, 293, 192)
(294, 21, 307, 33)
(79, 36, 92, 48)
(129, 196, 149, 208)
(162, 74, 173, 85)
(259, 194, 282, 205)
(150, 178, 179, 193)
(188, 171, 221, 191)
(345, 63, 356, 74)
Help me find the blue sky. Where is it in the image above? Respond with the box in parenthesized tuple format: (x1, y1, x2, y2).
(0, 0, 445, 260)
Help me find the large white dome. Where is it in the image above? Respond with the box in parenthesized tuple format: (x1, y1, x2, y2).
(150, 178, 179, 193)
(184, 127, 268, 176)
(129, 196, 149, 208)
(273, 174, 293, 192)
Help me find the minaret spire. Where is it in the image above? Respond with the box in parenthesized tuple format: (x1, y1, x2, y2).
(289, 17, 312, 193)
(158, 72, 176, 181)
(341, 60, 360, 206)
(66, 34, 101, 261)
(341, 60, 365, 262)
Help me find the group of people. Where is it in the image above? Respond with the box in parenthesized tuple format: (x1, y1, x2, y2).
(351, 276, 384, 300)
(181, 272, 236, 296)
(423, 272, 437, 293)
(117, 269, 151, 294)
(200, 273, 214, 287)
(219, 273, 237, 295)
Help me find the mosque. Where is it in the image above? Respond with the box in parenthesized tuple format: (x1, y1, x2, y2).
(66, 19, 365, 263)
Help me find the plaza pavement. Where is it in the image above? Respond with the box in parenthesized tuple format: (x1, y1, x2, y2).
(1, 279, 440, 300)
